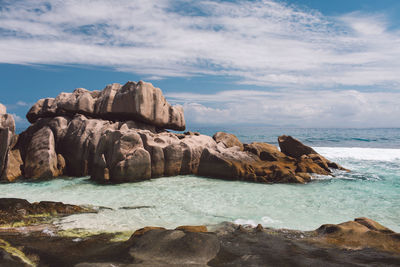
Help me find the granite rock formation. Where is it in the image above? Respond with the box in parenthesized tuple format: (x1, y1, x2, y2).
(26, 81, 185, 131)
(0, 81, 347, 184)
(0, 104, 21, 182)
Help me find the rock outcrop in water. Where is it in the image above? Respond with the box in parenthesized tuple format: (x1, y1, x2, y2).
(0, 81, 347, 183)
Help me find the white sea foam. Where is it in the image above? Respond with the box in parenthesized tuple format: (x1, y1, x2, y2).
(314, 147, 400, 161)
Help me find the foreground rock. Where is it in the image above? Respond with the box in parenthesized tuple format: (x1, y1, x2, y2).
(0, 198, 96, 227)
(0, 82, 347, 184)
(0, 217, 398, 266)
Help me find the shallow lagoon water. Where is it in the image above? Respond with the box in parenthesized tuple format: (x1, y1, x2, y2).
(0, 145, 399, 233)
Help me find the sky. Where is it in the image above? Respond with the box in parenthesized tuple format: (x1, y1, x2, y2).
(1, 0, 400, 129)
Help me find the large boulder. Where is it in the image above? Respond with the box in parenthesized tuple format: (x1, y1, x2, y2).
(0, 105, 18, 180)
(24, 126, 62, 179)
(278, 135, 348, 172)
(128, 228, 220, 265)
(26, 81, 185, 131)
(313, 217, 400, 254)
(278, 135, 317, 158)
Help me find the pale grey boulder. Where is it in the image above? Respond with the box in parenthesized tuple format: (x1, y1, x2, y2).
(27, 81, 185, 131)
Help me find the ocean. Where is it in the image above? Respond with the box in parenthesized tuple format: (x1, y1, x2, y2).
(2, 127, 400, 233)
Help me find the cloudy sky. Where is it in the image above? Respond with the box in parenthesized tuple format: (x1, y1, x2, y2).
(1, 0, 400, 128)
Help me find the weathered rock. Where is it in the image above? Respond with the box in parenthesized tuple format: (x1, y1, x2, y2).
(14, 84, 347, 184)
(244, 142, 286, 161)
(1, 218, 399, 266)
(314, 217, 400, 254)
(213, 131, 244, 150)
(128, 228, 220, 265)
(278, 135, 317, 158)
(1, 149, 23, 182)
(279, 135, 348, 172)
(0, 106, 16, 180)
(24, 126, 61, 179)
(0, 198, 96, 226)
(27, 81, 185, 131)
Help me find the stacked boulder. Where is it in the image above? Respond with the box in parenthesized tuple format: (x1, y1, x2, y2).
(0, 104, 23, 181)
(1, 81, 347, 184)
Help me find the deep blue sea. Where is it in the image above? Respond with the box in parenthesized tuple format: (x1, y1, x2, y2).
(2, 127, 400, 233)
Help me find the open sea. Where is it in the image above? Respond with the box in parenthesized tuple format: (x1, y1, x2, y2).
(1, 127, 400, 233)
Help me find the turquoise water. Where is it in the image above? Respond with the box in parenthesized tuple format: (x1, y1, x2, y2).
(1, 128, 400, 232)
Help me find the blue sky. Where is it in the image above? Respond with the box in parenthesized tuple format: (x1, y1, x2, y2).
(1, 0, 400, 129)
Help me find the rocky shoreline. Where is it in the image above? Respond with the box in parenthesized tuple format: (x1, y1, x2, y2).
(1, 81, 398, 266)
(1, 81, 347, 184)
(0, 198, 399, 266)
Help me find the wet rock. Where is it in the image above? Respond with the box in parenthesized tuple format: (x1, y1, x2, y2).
(244, 142, 286, 161)
(1, 219, 399, 266)
(278, 135, 317, 158)
(27, 81, 185, 131)
(0, 198, 96, 226)
(128, 228, 220, 265)
(279, 135, 348, 172)
(314, 217, 400, 254)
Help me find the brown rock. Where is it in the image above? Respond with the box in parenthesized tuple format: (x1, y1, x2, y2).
(313, 217, 400, 254)
(1, 149, 23, 182)
(278, 135, 317, 158)
(128, 228, 219, 265)
(24, 126, 60, 179)
(175, 225, 208, 233)
(213, 131, 244, 150)
(244, 142, 286, 161)
(0, 198, 96, 226)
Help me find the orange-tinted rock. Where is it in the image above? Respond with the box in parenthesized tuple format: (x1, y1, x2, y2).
(213, 132, 244, 150)
(313, 217, 400, 254)
(175, 225, 208, 233)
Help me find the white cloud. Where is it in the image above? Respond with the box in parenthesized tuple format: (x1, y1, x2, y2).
(166, 90, 400, 127)
(9, 113, 25, 124)
(0, 0, 399, 88)
(16, 101, 28, 106)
